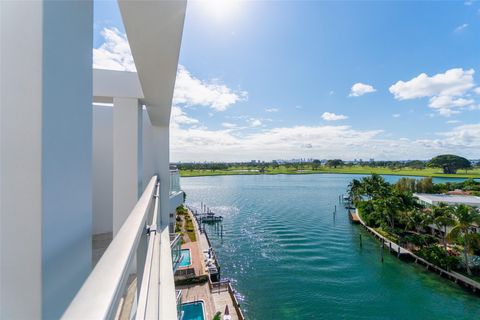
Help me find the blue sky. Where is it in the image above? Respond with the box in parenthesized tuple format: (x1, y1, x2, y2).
(94, 1, 480, 161)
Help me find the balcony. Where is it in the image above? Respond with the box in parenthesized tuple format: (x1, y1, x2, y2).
(170, 167, 181, 195)
(63, 176, 179, 319)
(171, 233, 182, 272)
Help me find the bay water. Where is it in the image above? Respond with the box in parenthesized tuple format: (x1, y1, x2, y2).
(182, 174, 480, 319)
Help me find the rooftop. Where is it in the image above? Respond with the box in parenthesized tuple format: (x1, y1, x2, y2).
(414, 193, 480, 207)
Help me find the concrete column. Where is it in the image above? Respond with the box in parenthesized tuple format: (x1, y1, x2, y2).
(0, 1, 93, 319)
(92, 106, 114, 234)
(113, 97, 143, 235)
(151, 125, 170, 227)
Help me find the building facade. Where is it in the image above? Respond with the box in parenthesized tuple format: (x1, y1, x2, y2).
(1, 1, 186, 318)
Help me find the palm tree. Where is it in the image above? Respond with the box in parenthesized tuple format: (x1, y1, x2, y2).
(404, 208, 429, 233)
(373, 195, 402, 231)
(428, 203, 454, 250)
(347, 179, 363, 204)
(447, 204, 480, 275)
(362, 174, 390, 198)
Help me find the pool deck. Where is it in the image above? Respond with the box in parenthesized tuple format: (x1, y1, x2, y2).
(177, 208, 242, 320)
(180, 242, 204, 276)
(177, 282, 217, 319)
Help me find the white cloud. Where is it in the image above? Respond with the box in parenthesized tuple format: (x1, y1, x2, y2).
(170, 106, 199, 127)
(321, 112, 348, 121)
(94, 27, 247, 112)
(265, 108, 279, 113)
(392, 114, 400, 118)
(389, 68, 477, 116)
(446, 120, 461, 124)
(248, 118, 262, 127)
(349, 83, 376, 97)
(474, 87, 480, 95)
(455, 23, 469, 32)
(93, 27, 136, 72)
(389, 68, 475, 100)
(173, 65, 248, 111)
(171, 122, 480, 161)
(221, 122, 237, 129)
(436, 124, 480, 148)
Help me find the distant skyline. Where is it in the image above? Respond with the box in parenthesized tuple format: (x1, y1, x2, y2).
(94, 1, 480, 161)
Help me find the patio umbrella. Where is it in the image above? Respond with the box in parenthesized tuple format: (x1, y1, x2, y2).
(223, 305, 231, 320)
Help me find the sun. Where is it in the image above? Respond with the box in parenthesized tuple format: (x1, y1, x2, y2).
(201, 0, 240, 20)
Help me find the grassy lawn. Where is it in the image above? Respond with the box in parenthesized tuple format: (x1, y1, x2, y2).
(180, 165, 480, 179)
(373, 227, 399, 243)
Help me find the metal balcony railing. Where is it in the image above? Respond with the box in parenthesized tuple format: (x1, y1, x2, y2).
(170, 169, 181, 195)
(176, 290, 183, 320)
(170, 233, 182, 272)
(63, 175, 178, 320)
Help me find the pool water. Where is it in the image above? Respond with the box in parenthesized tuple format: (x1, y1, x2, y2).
(179, 249, 191, 268)
(181, 301, 205, 320)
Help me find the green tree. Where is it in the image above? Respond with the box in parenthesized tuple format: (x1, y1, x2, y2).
(362, 174, 390, 198)
(347, 179, 363, 204)
(326, 159, 344, 168)
(404, 208, 429, 233)
(372, 195, 402, 231)
(428, 154, 471, 174)
(312, 159, 321, 170)
(447, 204, 480, 275)
(427, 203, 454, 250)
(406, 160, 426, 170)
(395, 177, 417, 193)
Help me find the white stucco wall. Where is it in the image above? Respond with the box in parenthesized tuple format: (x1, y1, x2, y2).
(93, 106, 113, 234)
(1, 1, 93, 319)
(142, 109, 158, 188)
(92, 106, 159, 235)
(41, 2, 93, 318)
(1, 2, 43, 318)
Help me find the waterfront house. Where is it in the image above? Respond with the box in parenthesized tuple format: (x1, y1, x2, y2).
(413, 193, 480, 236)
(414, 193, 480, 208)
(1, 1, 187, 319)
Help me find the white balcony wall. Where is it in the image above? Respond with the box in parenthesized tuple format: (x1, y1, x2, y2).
(93, 106, 113, 234)
(92, 105, 160, 235)
(141, 108, 159, 198)
(113, 97, 143, 235)
(0, 1, 93, 319)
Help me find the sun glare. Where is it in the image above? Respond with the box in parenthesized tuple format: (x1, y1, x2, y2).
(202, 0, 240, 20)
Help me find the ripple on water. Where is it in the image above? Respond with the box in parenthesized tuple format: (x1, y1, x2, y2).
(183, 174, 480, 320)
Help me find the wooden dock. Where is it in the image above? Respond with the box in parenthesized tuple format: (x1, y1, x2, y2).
(349, 210, 360, 224)
(355, 208, 480, 294)
(187, 207, 245, 319)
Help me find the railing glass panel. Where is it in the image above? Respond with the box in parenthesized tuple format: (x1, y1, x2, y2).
(170, 169, 181, 194)
(171, 233, 182, 272)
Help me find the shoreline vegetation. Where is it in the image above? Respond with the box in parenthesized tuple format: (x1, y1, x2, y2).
(348, 175, 480, 284)
(179, 165, 480, 179)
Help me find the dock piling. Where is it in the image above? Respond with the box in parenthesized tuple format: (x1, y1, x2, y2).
(381, 240, 384, 263)
(359, 234, 362, 248)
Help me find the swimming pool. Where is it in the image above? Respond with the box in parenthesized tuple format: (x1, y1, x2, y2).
(181, 301, 205, 320)
(179, 249, 191, 268)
